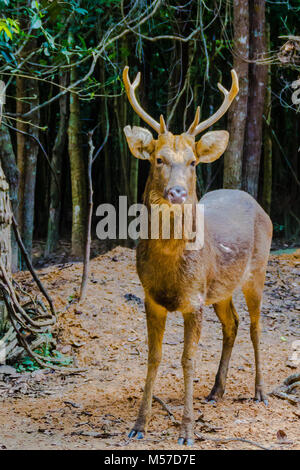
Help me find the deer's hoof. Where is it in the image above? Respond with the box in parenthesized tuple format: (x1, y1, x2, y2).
(178, 423, 195, 446)
(205, 388, 224, 403)
(128, 429, 145, 439)
(254, 389, 268, 406)
(205, 397, 217, 404)
(177, 437, 194, 446)
(205, 394, 220, 404)
(256, 399, 268, 406)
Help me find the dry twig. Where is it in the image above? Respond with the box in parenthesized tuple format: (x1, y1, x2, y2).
(153, 395, 180, 426)
(270, 373, 300, 405)
(194, 432, 271, 450)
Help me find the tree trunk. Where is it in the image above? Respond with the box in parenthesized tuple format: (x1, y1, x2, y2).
(80, 130, 94, 301)
(129, 112, 141, 205)
(223, 0, 249, 189)
(0, 124, 19, 272)
(21, 78, 39, 263)
(99, 64, 111, 203)
(16, 36, 40, 265)
(114, 93, 130, 199)
(16, 74, 26, 233)
(0, 97, 12, 342)
(0, 164, 12, 339)
(130, 157, 139, 205)
(262, 23, 272, 215)
(243, 0, 268, 199)
(68, 65, 86, 257)
(45, 73, 68, 256)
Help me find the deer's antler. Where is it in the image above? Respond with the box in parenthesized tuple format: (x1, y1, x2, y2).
(187, 69, 239, 136)
(123, 66, 167, 135)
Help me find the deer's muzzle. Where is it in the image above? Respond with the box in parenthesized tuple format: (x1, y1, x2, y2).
(166, 186, 187, 204)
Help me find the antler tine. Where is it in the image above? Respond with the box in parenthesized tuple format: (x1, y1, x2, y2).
(186, 106, 200, 135)
(123, 66, 166, 134)
(132, 71, 141, 88)
(187, 69, 239, 137)
(160, 115, 167, 134)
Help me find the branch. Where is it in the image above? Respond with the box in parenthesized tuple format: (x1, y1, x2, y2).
(12, 215, 55, 317)
(195, 432, 271, 450)
(20, 0, 163, 118)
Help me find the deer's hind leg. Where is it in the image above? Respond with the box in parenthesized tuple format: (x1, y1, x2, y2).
(242, 270, 268, 405)
(207, 297, 239, 402)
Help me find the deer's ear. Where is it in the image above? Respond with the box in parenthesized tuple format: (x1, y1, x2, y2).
(195, 130, 229, 163)
(124, 126, 155, 160)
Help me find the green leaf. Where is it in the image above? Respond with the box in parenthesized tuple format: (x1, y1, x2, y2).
(75, 7, 88, 15)
(0, 50, 13, 62)
(0, 24, 12, 39)
(31, 17, 42, 29)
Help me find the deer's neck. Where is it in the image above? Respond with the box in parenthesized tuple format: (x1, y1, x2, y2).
(143, 183, 198, 251)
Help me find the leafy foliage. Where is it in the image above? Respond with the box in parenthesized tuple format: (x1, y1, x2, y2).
(15, 334, 73, 372)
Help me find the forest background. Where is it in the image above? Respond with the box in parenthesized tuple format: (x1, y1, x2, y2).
(0, 0, 299, 273)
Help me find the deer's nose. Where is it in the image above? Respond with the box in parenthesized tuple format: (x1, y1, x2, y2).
(166, 186, 187, 204)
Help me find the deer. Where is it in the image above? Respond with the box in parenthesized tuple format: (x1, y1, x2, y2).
(122, 66, 273, 446)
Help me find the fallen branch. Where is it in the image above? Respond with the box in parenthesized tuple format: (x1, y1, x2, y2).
(194, 432, 271, 450)
(153, 394, 180, 426)
(270, 373, 300, 405)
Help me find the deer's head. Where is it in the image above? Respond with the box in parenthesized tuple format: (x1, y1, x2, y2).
(123, 66, 239, 206)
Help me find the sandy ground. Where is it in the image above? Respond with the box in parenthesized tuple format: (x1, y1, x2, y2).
(0, 246, 299, 450)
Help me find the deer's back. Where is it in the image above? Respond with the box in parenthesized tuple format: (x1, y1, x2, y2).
(201, 189, 272, 249)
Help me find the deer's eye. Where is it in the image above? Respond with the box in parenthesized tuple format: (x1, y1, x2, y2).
(156, 158, 163, 165)
(190, 160, 196, 167)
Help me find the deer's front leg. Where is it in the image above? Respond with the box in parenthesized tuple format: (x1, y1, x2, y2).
(178, 309, 202, 446)
(128, 296, 167, 439)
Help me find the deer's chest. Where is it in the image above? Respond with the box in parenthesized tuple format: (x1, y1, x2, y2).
(136, 242, 201, 312)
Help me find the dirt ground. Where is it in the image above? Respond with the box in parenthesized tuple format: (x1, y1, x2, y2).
(0, 246, 299, 450)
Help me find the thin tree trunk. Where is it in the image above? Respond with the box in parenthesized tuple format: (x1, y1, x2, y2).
(21, 77, 39, 262)
(114, 95, 130, 199)
(68, 63, 86, 257)
(262, 23, 272, 215)
(45, 73, 68, 256)
(223, 0, 249, 189)
(129, 112, 140, 205)
(16, 75, 26, 233)
(243, 0, 268, 199)
(99, 64, 111, 203)
(16, 70, 40, 265)
(80, 130, 94, 301)
(130, 157, 139, 205)
(0, 124, 19, 272)
(103, 123, 111, 203)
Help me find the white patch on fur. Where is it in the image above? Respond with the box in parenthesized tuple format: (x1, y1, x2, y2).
(219, 243, 232, 253)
